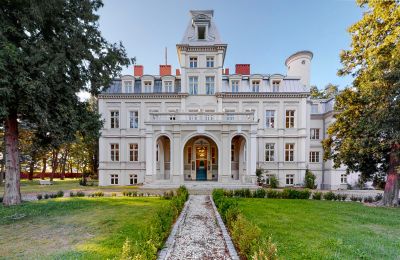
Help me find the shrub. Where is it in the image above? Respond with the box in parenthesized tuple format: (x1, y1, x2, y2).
(56, 191, 64, 198)
(364, 196, 374, 203)
(111, 192, 116, 197)
(231, 214, 261, 258)
(312, 192, 322, 200)
(79, 178, 87, 186)
(255, 168, 264, 185)
(281, 188, 311, 199)
(339, 194, 348, 201)
(252, 237, 278, 260)
(44, 194, 49, 199)
(304, 169, 317, 189)
(269, 175, 279, 188)
(350, 195, 358, 202)
(375, 193, 383, 202)
(253, 189, 266, 198)
(266, 189, 281, 199)
(91, 191, 104, 197)
(37, 194, 43, 200)
(76, 191, 85, 197)
(358, 197, 363, 202)
(224, 190, 234, 198)
(323, 191, 336, 201)
(163, 191, 174, 200)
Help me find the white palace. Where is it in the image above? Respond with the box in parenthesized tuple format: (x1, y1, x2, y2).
(98, 10, 352, 189)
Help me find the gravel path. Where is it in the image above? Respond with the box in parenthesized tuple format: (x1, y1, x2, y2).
(166, 195, 232, 260)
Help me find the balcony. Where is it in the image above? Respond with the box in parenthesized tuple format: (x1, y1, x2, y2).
(146, 112, 257, 124)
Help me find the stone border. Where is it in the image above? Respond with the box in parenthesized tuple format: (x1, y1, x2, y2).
(210, 196, 240, 260)
(157, 196, 191, 260)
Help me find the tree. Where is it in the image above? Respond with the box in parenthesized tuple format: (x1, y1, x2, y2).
(0, 0, 130, 205)
(310, 84, 339, 99)
(323, 0, 400, 206)
(304, 169, 316, 189)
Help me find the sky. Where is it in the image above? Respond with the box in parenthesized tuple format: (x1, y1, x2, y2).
(97, 0, 365, 90)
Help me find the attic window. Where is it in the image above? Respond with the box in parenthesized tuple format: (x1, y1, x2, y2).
(198, 26, 206, 40)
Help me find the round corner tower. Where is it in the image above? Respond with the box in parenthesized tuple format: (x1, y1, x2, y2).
(285, 50, 313, 87)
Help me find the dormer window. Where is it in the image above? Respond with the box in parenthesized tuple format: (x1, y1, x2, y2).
(189, 57, 198, 68)
(198, 26, 206, 40)
(144, 81, 152, 93)
(124, 80, 133, 93)
(231, 80, 239, 93)
(252, 81, 260, 92)
(272, 80, 280, 92)
(164, 81, 173, 93)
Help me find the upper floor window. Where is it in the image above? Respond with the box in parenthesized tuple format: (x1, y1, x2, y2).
(265, 143, 275, 162)
(129, 111, 138, 129)
(285, 143, 294, 162)
(188, 76, 198, 95)
(129, 143, 138, 162)
(110, 111, 119, 129)
(198, 26, 206, 40)
(341, 174, 347, 184)
(231, 80, 239, 93)
(206, 57, 214, 67)
(311, 104, 319, 114)
(272, 80, 280, 92)
(265, 110, 275, 128)
(310, 128, 320, 140)
(189, 57, 198, 68)
(309, 151, 320, 163)
(252, 81, 260, 92)
(144, 81, 152, 93)
(285, 110, 295, 128)
(206, 76, 215, 95)
(110, 144, 119, 161)
(164, 81, 173, 93)
(124, 80, 133, 93)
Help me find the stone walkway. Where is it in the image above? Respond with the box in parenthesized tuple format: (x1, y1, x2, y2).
(163, 195, 232, 260)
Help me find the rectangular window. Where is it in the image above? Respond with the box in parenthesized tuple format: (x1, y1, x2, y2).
(129, 111, 138, 129)
(129, 143, 138, 162)
(110, 144, 119, 161)
(252, 81, 260, 92)
(206, 76, 215, 95)
(286, 174, 294, 185)
(285, 143, 294, 162)
(124, 80, 133, 93)
(110, 111, 119, 129)
(144, 81, 152, 93)
(310, 128, 320, 140)
(231, 144, 235, 161)
(309, 151, 320, 163)
(211, 147, 216, 164)
(110, 174, 119, 185)
(272, 80, 280, 92)
(341, 174, 347, 184)
(187, 147, 192, 164)
(188, 76, 198, 95)
(164, 81, 173, 93)
(129, 174, 138, 185)
(206, 57, 214, 67)
(311, 104, 319, 114)
(265, 110, 275, 128)
(265, 174, 274, 185)
(265, 143, 275, 162)
(231, 80, 239, 93)
(285, 110, 295, 128)
(189, 57, 198, 68)
(198, 26, 205, 40)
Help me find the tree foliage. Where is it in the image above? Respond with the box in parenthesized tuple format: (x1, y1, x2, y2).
(310, 83, 339, 99)
(323, 0, 400, 206)
(0, 0, 130, 205)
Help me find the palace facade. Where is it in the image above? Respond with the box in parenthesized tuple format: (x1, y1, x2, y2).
(98, 10, 352, 189)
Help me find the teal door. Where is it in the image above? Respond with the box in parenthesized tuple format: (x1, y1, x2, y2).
(196, 160, 207, 180)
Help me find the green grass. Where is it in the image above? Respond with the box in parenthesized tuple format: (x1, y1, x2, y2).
(0, 179, 139, 194)
(237, 199, 400, 259)
(0, 197, 167, 259)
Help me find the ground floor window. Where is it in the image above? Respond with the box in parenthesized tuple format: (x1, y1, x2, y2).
(286, 174, 294, 185)
(130, 174, 138, 185)
(341, 174, 347, 184)
(309, 151, 320, 163)
(110, 174, 119, 185)
(265, 174, 275, 185)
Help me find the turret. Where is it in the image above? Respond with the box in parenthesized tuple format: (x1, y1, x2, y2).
(285, 50, 313, 87)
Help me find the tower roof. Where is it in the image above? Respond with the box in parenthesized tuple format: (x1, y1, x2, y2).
(180, 10, 224, 46)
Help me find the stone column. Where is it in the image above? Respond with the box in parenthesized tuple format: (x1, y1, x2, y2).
(249, 128, 257, 184)
(172, 129, 182, 184)
(145, 132, 153, 183)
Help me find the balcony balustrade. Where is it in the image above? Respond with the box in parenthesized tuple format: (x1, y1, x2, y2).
(147, 111, 256, 124)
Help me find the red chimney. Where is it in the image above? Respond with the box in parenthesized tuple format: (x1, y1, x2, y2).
(224, 68, 230, 75)
(176, 69, 181, 76)
(235, 64, 250, 75)
(134, 65, 143, 77)
(160, 65, 172, 76)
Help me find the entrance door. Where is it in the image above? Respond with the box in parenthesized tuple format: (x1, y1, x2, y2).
(196, 160, 207, 180)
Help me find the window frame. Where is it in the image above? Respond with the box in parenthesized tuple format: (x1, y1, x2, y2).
(110, 110, 119, 129)
(285, 110, 295, 128)
(286, 174, 294, 185)
(231, 80, 239, 93)
(285, 143, 295, 162)
(310, 128, 320, 140)
(340, 174, 347, 184)
(206, 56, 214, 68)
(188, 76, 198, 95)
(205, 76, 215, 95)
(164, 81, 173, 93)
(110, 143, 119, 161)
(309, 151, 320, 163)
(272, 80, 280, 92)
(189, 57, 198, 68)
(265, 110, 275, 128)
(124, 80, 133, 93)
(251, 80, 260, 92)
(265, 143, 275, 162)
(129, 110, 139, 129)
(110, 174, 119, 185)
(129, 143, 139, 162)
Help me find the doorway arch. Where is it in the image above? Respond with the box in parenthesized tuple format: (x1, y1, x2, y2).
(231, 135, 247, 180)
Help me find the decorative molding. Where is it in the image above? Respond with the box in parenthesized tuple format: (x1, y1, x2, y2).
(99, 93, 188, 99)
(216, 92, 309, 98)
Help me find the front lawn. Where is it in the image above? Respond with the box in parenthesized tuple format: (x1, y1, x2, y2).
(237, 199, 400, 259)
(0, 197, 166, 259)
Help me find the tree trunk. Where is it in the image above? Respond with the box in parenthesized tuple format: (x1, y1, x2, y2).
(3, 113, 21, 206)
(41, 157, 46, 180)
(60, 149, 68, 180)
(28, 158, 35, 181)
(50, 149, 59, 181)
(383, 144, 400, 206)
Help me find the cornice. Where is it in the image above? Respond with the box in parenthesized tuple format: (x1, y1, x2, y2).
(216, 92, 310, 98)
(99, 93, 188, 99)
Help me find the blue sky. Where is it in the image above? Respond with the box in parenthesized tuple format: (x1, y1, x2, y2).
(98, 0, 364, 90)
